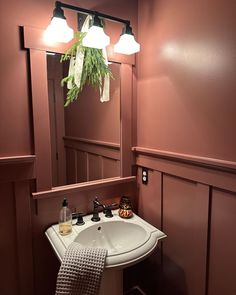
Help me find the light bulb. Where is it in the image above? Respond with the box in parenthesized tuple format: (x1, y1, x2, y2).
(114, 34, 140, 55)
(82, 26, 110, 49)
(44, 17, 74, 44)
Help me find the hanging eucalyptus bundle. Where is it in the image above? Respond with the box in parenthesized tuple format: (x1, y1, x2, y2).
(60, 32, 112, 107)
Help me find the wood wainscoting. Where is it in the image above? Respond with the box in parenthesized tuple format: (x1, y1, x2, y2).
(131, 147, 236, 295)
(64, 136, 120, 184)
(0, 156, 36, 295)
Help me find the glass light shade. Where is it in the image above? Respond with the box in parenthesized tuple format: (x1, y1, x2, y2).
(44, 17, 74, 44)
(82, 26, 110, 49)
(114, 34, 140, 55)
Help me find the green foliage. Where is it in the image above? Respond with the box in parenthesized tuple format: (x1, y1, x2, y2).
(60, 32, 112, 106)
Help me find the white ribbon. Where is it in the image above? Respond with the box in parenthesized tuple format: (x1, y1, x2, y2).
(74, 46, 84, 89)
(67, 56, 75, 90)
(100, 48, 110, 102)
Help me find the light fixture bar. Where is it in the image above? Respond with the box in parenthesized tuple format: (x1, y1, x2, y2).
(55, 1, 130, 26)
(45, 1, 140, 53)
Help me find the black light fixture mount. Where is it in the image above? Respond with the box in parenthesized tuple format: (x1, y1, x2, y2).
(53, 2, 66, 19)
(54, 0, 130, 26)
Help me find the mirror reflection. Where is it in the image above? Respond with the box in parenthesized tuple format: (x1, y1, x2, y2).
(47, 53, 120, 187)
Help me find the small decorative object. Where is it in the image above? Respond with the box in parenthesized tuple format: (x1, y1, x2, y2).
(119, 196, 133, 218)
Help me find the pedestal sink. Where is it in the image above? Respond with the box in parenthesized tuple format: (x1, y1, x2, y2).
(45, 210, 166, 294)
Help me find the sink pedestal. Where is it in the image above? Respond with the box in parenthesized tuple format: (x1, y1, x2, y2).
(99, 268, 123, 295)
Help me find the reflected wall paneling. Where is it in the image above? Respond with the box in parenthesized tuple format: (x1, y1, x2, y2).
(64, 137, 120, 184)
(65, 148, 77, 184)
(76, 150, 88, 183)
(103, 157, 120, 179)
(88, 153, 101, 181)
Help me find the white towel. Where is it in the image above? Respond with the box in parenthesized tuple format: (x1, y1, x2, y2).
(55, 242, 107, 295)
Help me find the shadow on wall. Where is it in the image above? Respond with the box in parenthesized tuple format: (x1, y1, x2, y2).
(124, 245, 188, 295)
(161, 254, 188, 295)
(124, 246, 162, 294)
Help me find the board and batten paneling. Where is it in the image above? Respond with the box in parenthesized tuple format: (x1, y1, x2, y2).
(0, 156, 35, 295)
(64, 137, 120, 184)
(0, 182, 19, 295)
(134, 148, 236, 295)
(162, 176, 209, 295)
(208, 189, 236, 295)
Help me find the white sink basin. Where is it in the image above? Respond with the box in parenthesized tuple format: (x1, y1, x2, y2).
(45, 210, 166, 268)
(75, 220, 147, 255)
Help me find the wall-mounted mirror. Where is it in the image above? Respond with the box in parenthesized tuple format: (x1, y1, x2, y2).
(46, 53, 121, 187)
(23, 25, 133, 192)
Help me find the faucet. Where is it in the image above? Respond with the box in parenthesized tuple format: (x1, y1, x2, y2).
(91, 197, 104, 222)
(91, 197, 118, 222)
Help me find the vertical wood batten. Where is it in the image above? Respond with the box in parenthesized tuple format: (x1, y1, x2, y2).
(120, 63, 134, 177)
(14, 180, 34, 295)
(162, 176, 209, 295)
(29, 49, 52, 191)
(208, 189, 236, 295)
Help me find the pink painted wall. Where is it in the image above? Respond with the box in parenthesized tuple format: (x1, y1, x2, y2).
(65, 63, 120, 144)
(136, 1, 236, 294)
(137, 0, 236, 162)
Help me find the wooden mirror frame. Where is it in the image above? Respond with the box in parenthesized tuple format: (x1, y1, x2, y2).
(23, 26, 134, 192)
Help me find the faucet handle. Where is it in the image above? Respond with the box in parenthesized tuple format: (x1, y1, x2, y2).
(93, 197, 104, 208)
(91, 211, 101, 222)
(72, 212, 85, 225)
(103, 203, 118, 218)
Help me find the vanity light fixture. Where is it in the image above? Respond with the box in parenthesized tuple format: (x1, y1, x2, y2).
(44, 1, 140, 54)
(114, 23, 140, 55)
(82, 14, 110, 49)
(44, 3, 74, 43)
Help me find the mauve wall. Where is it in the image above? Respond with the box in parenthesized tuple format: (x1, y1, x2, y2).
(135, 0, 236, 294)
(65, 63, 120, 143)
(137, 0, 236, 161)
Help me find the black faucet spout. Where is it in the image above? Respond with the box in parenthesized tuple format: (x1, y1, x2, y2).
(91, 197, 118, 221)
(91, 197, 104, 222)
